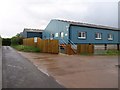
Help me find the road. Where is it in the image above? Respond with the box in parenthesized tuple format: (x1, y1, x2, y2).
(2, 46, 64, 88)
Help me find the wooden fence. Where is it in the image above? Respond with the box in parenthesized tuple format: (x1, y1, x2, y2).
(23, 38, 94, 55)
(61, 44, 94, 55)
(23, 38, 59, 54)
(65, 44, 76, 55)
(77, 44, 94, 54)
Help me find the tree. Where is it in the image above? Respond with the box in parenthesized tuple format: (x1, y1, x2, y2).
(11, 33, 24, 45)
(2, 38, 11, 46)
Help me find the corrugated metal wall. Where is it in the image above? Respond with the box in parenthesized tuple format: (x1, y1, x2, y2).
(70, 25, 119, 44)
(43, 20, 70, 44)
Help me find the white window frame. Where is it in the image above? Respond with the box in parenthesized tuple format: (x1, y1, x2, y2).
(78, 32, 86, 39)
(108, 34, 113, 40)
(65, 33, 68, 36)
(95, 33, 102, 40)
(55, 33, 59, 37)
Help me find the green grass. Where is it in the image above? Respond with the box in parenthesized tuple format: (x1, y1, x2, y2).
(104, 50, 120, 55)
(95, 49, 120, 55)
(79, 50, 120, 56)
(12, 45, 40, 52)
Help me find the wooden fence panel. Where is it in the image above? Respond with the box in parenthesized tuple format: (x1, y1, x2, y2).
(51, 40, 59, 54)
(45, 40, 49, 53)
(42, 40, 45, 53)
(77, 44, 94, 54)
(88, 44, 94, 54)
(23, 38, 59, 54)
(23, 38, 36, 47)
(48, 40, 52, 53)
(40, 40, 43, 52)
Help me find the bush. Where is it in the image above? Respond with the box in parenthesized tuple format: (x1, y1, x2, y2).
(11, 37, 23, 45)
(2, 38, 11, 46)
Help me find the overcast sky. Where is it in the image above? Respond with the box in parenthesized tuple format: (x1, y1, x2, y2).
(0, 0, 119, 38)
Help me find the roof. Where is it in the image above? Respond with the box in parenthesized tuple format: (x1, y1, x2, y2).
(24, 28, 43, 33)
(54, 19, 119, 31)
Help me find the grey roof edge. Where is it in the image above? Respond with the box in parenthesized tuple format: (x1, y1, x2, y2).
(53, 19, 119, 31)
(24, 28, 44, 32)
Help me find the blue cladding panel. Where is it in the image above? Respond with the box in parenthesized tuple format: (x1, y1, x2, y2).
(27, 32, 42, 38)
(43, 20, 119, 44)
(70, 25, 119, 44)
(22, 31, 27, 38)
(43, 20, 70, 44)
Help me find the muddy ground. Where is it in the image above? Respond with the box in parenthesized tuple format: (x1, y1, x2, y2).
(19, 52, 118, 88)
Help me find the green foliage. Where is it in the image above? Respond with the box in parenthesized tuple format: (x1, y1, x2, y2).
(95, 49, 120, 55)
(2, 38, 11, 46)
(11, 34, 24, 45)
(12, 45, 40, 52)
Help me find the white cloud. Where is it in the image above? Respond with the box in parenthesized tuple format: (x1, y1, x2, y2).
(0, 0, 118, 38)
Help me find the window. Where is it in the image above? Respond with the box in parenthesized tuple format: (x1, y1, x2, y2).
(51, 34, 54, 38)
(60, 32, 64, 38)
(95, 33, 102, 39)
(50, 33, 54, 39)
(65, 33, 68, 36)
(108, 34, 113, 40)
(78, 32, 86, 39)
(55, 33, 59, 37)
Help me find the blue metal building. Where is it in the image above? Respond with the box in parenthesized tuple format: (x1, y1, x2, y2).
(43, 19, 119, 45)
(21, 28, 43, 38)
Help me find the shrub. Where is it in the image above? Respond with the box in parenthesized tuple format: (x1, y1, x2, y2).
(11, 37, 23, 45)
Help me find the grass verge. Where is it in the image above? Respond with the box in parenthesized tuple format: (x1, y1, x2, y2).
(104, 50, 120, 55)
(80, 50, 120, 56)
(12, 45, 40, 52)
(95, 49, 120, 55)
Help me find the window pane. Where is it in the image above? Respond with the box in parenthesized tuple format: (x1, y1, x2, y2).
(95, 33, 102, 39)
(78, 32, 86, 38)
(95, 33, 97, 38)
(83, 32, 86, 37)
(60, 32, 64, 38)
(108, 34, 113, 40)
(55, 33, 59, 37)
